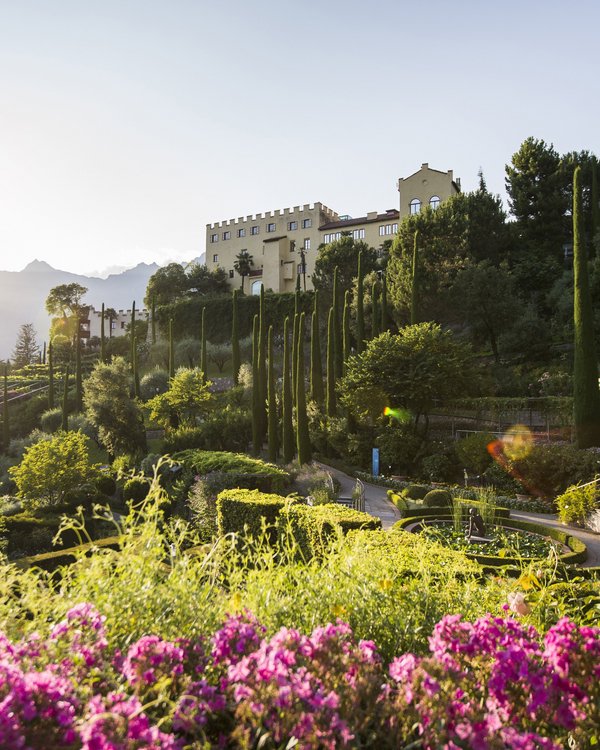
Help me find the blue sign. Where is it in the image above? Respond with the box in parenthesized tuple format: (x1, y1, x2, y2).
(372, 448, 380, 477)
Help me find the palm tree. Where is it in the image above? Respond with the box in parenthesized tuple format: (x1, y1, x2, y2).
(233, 250, 254, 293)
(104, 308, 118, 338)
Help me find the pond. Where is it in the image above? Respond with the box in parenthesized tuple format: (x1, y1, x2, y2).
(419, 522, 561, 560)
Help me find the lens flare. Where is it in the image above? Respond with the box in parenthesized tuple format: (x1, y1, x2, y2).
(501, 425, 533, 461)
(383, 406, 411, 423)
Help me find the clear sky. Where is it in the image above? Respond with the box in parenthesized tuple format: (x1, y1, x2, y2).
(0, 0, 598, 275)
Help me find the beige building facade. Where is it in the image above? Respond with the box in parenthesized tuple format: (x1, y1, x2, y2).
(206, 164, 460, 293)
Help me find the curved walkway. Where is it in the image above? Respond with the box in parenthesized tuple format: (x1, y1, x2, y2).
(318, 462, 600, 568)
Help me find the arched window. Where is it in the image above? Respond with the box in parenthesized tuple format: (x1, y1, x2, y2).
(409, 198, 421, 215)
(429, 195, 441, 209)
(251, 280, 262, 295)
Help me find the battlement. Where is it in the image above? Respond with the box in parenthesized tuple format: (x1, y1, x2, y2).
(88, 306, 149, 318)
(207, 202, 339, 230)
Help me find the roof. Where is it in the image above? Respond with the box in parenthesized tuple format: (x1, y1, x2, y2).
(319, 209, 399, 231)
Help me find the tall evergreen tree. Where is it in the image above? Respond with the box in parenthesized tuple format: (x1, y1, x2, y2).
(356, 251, 365, 353)
(61, 365, 70, 432)
(267, 326, 278, 461)
(326, 307, 336, 417)
(2, 368, 9, 451)
(168, 319, 175, 380)
(251, 314, 261, 454)
(47, 341, 54, 409)
(292, 307, 300, 408)
(282, 316, 295, 463)
(200, 306, 207, 384)
(411, 230, 420, 325)
(75, 335, 83, 411)
(380, 273, 388, 332)
(333, 266, 343, 379)
(257, 286, 267, 442)
(310, 290, 324, 404)
(296, 312, 311, 465)
(130, 302, 136, 372)
(100, 303, 106, 363)
(573, 165, 600, 447)
(151, 295, 157, 345)
(11, 323, 39, 369)
(371, 281, 380, 339)
(343, 290, 351, 371)
(592, 157, 599, 251)
(231, 289, 240, 386)
(130, 302, 139, 399)
(42, 341, 46, 365)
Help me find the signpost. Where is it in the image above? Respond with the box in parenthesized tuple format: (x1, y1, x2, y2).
(372, 447, 380, 477)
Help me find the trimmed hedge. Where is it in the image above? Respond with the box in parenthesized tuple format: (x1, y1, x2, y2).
(173, 450, 290, 493)
(216, 489, 295, 541)
(277, 503, 382, 560)
(423, 489, 453, 508)
(14, 535, 122, 573)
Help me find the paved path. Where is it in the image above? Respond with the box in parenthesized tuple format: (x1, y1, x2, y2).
(317, 462, 600, 568)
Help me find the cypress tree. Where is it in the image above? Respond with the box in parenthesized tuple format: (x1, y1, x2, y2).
(100, 303, 106, 363)
(251, 314, 261, 454)
(326, 307, 336, 417)
(257, 286, 267, 441)
(296, 312, 311, 465)
(2, 368, 9, 451)
(292, 310, 300, 407)
(42, 341, 46, 365)
(47, 340, 54, 409)
(310, 290, 324, 405)
(573, 165, 600, 447)
(333, 266, 343, 379)
(61, 365, 70, 432)
(168, 319, 175, 380)
(295, 272, 301, 292)
(200, 306, 207, 384)
(75, 335, 83, 411)
(411, 230, 419, 326)
(371, 280, 380, 339)
(380, 273, 388, 332)
(231, 289, 240, 385)
(130, 302, 136, 372)
(343, 290, 351, 371)
(592, 157, 599, 254)
(267, 326, 278, 461)
(356, 251, 365, 353)
(151, 296, 157, 345)
(282, 316, 295, 463)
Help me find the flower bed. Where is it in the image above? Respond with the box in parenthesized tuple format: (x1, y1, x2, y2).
(0, 603, 597, 749)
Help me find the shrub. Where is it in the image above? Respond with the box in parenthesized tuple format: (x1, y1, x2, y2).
(482, 461, 524, 494)
(188, 472, 251, 542)
(387, 490, 409, 510)
(216, 489, 294, 541)
(376, 424, 424, 475)
(40, 407, 63, 434)
(96, 473, 117, 497)
(509, 444, 599, 498)
(62, 482, 102, 510)
(277, 503, 382, 560)
(173, 450, 290, 493)
(455, 432, 495, 474)
(421, 453, 454, 483)
(163, 408, 252, 454)
(9, 431, 99, 509)
(123, 477, 151, 503)
(402, 484, 429, 501)
(140, 368, 170, 401)
(422, 489, 453, 508)
(557, 481, 598, 525)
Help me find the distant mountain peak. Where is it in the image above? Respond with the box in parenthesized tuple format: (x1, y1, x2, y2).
(22, 259, 56, 273)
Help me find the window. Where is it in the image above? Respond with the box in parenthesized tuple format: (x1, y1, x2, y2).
(304, 238, 311, 250)
(290, 240, 296, 252)
(392, 223, 398, 233)
(229, 269, 234, 278)
(111, 321, 116, 330)
(251, 225, 259, 235)
(379, 224, 396, 236)
(238, 228, 246, 238)
(302, 218, 312, 228)
(353, 228, 365, 240)
(288, 221, 298, 231)
(120, 321, 125, 330)
(210, 233, 218, 243)
(410, 199, 421, 215)
(222, 231, 231, 240)
(267, 222, 276, 232)
(213, 254, 219, 263)
(429, 196, 440, 209)
(251, 280, 262, 295)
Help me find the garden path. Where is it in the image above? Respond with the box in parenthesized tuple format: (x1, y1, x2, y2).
(317, 463, 600, 567)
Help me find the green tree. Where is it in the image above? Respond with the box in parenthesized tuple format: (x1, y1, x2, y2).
(340, 324, 477, 434)
(100, 303, 106, 363)
(9, 431, 98, 508)
(200, 306, 207, 384)
(411, 230, 419, 325)
(47, 340, 55, 409)
(333, 267, 343, 379)
(282, 316, 295, 463)
(75, 335, 83, 411)
(312, 235, 377, 296)
(371, 280, 380, 339)
(380, 273, 388, 332)
(2, 368, 8, 451)
(232, 289, 240, 385)
(572, 165, 600, 447)
(267, 326, 278, 461)
(343, 290, 351, 370)
(104, 307, 118, 339)
(295, 312, 311, 465)
(257, 286, 267, 441)
(233, 250, 254, 293)
(144, 263, 188, 307)
(251, 314, 260, 454)
(310, 290, 324, 405)
(168, 319, 175, 380)
(84, 357, 147, 460)
(356, 250, 365, 353)
(45, 283, 88, 320)
(186, 263, 229, 295)
(12, 323, 39, 369)
(61, 365, 70, 432)
(147, 368, 213, 429)
(326, 307, 336, 417)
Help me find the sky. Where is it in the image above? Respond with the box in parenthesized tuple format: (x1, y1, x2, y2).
(0, 0, 598, 276)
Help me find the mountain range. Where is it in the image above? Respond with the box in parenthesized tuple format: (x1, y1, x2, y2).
(0, 259, 162, 360)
